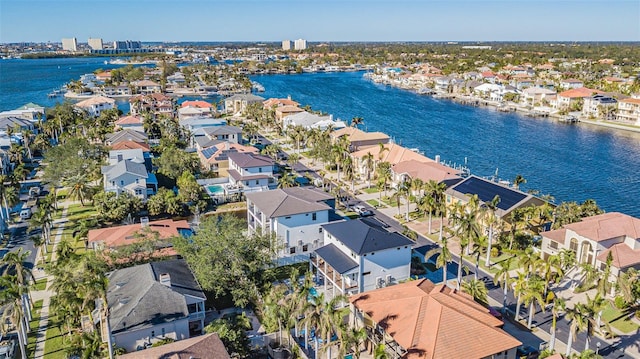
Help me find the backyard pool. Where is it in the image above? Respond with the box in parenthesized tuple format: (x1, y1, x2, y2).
(207, 185, 225, 194)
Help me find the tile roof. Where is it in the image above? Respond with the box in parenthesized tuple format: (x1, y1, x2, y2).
(546, 212, 640, 242)
(351, 143, 431, 166)
(263, 98, 300, 108)
(558, 87, 603, 98)
(225, 93, 265, 102)
(180, 100, 212, 108)
(620, 98, 640, 105)
(596, 243, 640, 269)
(88, 219, 190, 248)
(75, 95, 116, 107)
(106, 129, 148, 144)
(315, 244, 359, 274)
(392, 160, 461, 183)
(246, 187, 331, 218)
(322, 219, 413, 255)
(110, 140, 150, 152)
(331, 127, 390, 143)
(350, 279, 521, 359)
(274, 105, 304, 114)
(228, 152, 274, 168)
(543, 229, 567, 244)
(115, 115, 143, 125)
(117, 332, 230, 359)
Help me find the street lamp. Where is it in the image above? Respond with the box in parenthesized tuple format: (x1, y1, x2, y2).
(596, 342, 601, 355)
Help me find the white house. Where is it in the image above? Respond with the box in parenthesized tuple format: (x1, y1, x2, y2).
(311, 218, 413, 299)
(246, 187, 337, 263)
(101, 159, 157, 201)
(114, 115, 144, 133)
(224, 94, 265, 114)
(582, 94, 617, 119)
(107, 259, 206, 352)
(227, 152, 276, 192)
(616, 97, 640, 125)
(192, 125, 243, 149)
(282, 111, 346, 131)
(74, 95, 116, 117)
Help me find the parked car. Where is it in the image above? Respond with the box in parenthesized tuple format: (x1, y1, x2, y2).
(353, 205, 374, 217)
(516, 345, 539, 359)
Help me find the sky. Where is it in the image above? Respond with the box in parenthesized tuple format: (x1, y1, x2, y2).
(1, 0, 639, 43)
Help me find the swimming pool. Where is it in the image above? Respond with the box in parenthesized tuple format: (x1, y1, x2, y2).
(207, 185, 225, 194)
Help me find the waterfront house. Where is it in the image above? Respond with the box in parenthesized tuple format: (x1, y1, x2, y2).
(282, 111, 344, 131)
(129, 93, 175, 119)
(521, 87, 557, 107)
(178, 100, 214, 121)
(114, 115, 144, 132)
(224, 94, 265, 114)
(616, 97, 640, 125)
(445, 175, 549, 230)
(197, 142, 258, 175)
(88, 218, 190, 252)
(351, 143, 431, 178)
(559, 78, 584, 89)
(556, 87, 603, 110)
(275, 105, 304, 121)
(391, 160, 462, 189)
(263, 97, 299, 109)
(117, 332, 230, 359)
(349, 279, 521, 359)
(540, 212, 640, 294)
(0, 102, 46, 122)
(101, 85, 132, 97)
(582, 94, 617, 119)
(330, 127, 390, 152)
(106, 259, 206, 352)
(481, 71, 497, 83)
(101, 158, 157, 201)
(95, 71, 112, 82)
(192, 125, 243, 150)
(134, 79, 162, 94)
(74, 95, 116, 117)
(105, 129, 148, 146)
(227, 152, 276, 192)
(246, 187, 337, 263)
(311, 218, 413, 298)
(0, 117, 36, 134)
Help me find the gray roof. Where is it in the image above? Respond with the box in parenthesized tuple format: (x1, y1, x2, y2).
(246, 188, 331, 218)
(225, 94, 265, 102)
(180, 116, 226, 127)
(194, 136, 223, 149)
(228, 152, 274, 168)
(315, 244, 359, 274)
(107, 263, 189, 334)
(283, 111, 331, 128)
(101, 159, 148, 180)
(149, 259, 206, 299)
(0, 117, 34, 131)
(322, 219, 414, 255)
(200, 125, 242, 136)
(106, 129, 148, 144)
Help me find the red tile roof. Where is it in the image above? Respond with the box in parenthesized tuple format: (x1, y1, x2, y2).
(558, 87, 603, 98)
(117, 333, 230, 359)
(115, 115, 143, 125)
(596, 243, 640, 269)
(350, 279, 521, 359)
(88, 219, 190, 248)
(181, 100, 212, 108)
(549, 212, 640, 242)
(392, 160, 461, 183)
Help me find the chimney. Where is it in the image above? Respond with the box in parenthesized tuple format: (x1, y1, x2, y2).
(140, 216, 149, 228)
(159, 273, 171, 287)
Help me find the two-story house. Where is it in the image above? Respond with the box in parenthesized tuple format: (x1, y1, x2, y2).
(101, 158, 157, 201)
(582, 94, 617, 119)
(311, 218, 413, 299)
(246, 187, 337, 263)
(105, 129, 148, 146)
(224, 94, 265, 114)
(74, 95, 116, 117)
(114, 115, 145, 133)
(197, 142, 258, 175)
(134, 80, 162, 94)
(227, 152, 276, 192)
(192, 125, 243, 150)
(616, 97, 640, 125)
(106, 259, 206, 352)
(129, 93, 175, 119)
(108, 148, 152, 172)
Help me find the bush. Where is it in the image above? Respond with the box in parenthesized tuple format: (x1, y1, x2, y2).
(614, 296, 628, 310)
(491, 247, 500, 258)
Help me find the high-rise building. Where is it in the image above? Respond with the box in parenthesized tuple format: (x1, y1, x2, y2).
(61, 38, 78, 52)
(282, 40, 291, 50)
(113, 40, 142, 50)
(294, 38, 307, 50)
(88, 38, 103, 50)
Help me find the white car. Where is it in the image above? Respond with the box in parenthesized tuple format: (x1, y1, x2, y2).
(353, 205, 374, 217)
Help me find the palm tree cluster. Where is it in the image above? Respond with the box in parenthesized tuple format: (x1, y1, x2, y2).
(261, 270, 365, 359)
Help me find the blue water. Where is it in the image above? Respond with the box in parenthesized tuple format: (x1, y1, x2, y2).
(1, 59, 639, 216)
(207, 185, 224, 194)
(252, 72, 640, 217)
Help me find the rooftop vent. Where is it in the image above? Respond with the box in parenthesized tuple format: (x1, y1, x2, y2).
(159, 273, 171, 287)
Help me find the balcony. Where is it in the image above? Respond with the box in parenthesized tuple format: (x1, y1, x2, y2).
(188, 311, 205, 321)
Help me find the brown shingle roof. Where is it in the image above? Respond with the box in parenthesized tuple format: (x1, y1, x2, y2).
(350, 279, 521, 359)
(117, 332, 230, 359)
(109, 141, 150, 152)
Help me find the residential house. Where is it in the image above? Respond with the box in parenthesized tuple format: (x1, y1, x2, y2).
(106, 129, 148, 146)
(349, 279, 521, 359)
(560, 78, 584, 89)
(117, 332, 230, 359)
(246, 187, 337, 262)
(88, 219, 190, 252)
(134, 79, 162, 94)
(521, 87, 557, 107)
(616, 97, 640, 125)
(445, 175, 549, 230)
(106, 259, 206, 352)
(391, 160, 462, 188)
(540, 212, 640, 293)
(556, 87, 603, 110)
(583, 94, 617, 119)
(108, 148, 152, 171)
(282, 111, 343, 131)
(101, 85, 132, 97)
(197, 142, 258, 175)
(275, 105, 304, 121)
(74, 95, 116, 117)
(95, 71, 112, 82)
(0, 117, 36, 134)
(330, 127, 390, 152)
(351, 143, 431, 177)
(263, 97, 299, 109)
(192, 125, 242, 150)
(227, 152, 276, 192)
(311, 218, 413, 298)
(101, 158, 157, 201)
(114, 115, 145, 132)
(0, 102, 46, 122)
(224, 94, 265, 114)
(178, 100, 214, 121)
(481, 71, 497, 83)
(110, 140, 151, 152)
(130, 94, 175, 119)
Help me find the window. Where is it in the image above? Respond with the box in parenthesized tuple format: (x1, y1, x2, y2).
(255, 180, 259, 185)
(259, 168, 262, 173)
(135, 178, 139, 184)
(111, 181, 115, 186)
(120, 180, 124, 186)
(312, 213, 317, 221)
(151, 330, 155, 337)
(135, 189, 143, 195)
(302, 244, 308, 252)
(161, 328, 165, 337)
(285, 216, 291, 219)
(318, 228, 323, 233)
(549, 241, 558, 250)
(289, 247, 296, 254)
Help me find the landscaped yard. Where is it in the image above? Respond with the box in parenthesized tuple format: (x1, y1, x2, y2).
(601, 302, 640, 334)
(26, 299, 44, 358)
(366, 199, 381, 207)
(362, 186, 380, 194)
(31, 278, 48, 291)
(43, 316, 66, 359)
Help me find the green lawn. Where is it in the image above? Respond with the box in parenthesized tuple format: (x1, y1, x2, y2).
(31, 278, 48, 292)
(43, 317, 66, 359)
(362, 186, 380, 194)
(26, 299, 44, 359)
(601, 302, 640, 334)
(366, 199, 381, 207)
(342, 211, 360, 219)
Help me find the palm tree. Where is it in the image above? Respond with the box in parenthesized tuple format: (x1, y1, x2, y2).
(425, 236, 453, 284)
(513, 174, 527, 190)
(470, 235, 488, 280)
(596, 251, 613, 297)
(1, 248, 34, 323)
(483, 195, 500, 267)
(362, 152, 375, 189)
(617, 268, 640, 306)
(549, 296, 566, 352)
(418, 193, 436, 234)
(373, 343, 389, 359)
(350, 116, 363, 128)
(340, 326, 367, 359)
(63, 173, 94, 206)
(513, 271, 528, 322)
(392, 178, 411, 221)
(449, 200, 481, 289)
(278, 169, 297, 188)
(0, 174, 19, 222)
(522, 274, 546, 329)
(565, 304, 588, 357)
(461, 278, 488, 305)
(20, 129, 34, 160)
(322, 295, 349, 359)
(493, 257, 514, 314)
(581, 293, 606, 351)
(375, 162, 391, 199)
(0, 277, 28, 359)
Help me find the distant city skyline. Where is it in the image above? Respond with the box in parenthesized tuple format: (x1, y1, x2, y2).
(1, 0, 638, 43)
